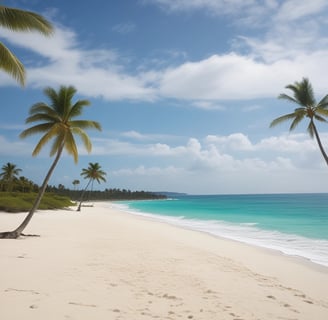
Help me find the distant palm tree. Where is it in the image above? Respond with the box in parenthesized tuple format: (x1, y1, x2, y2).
(77, 162, 106, 211)
(0, 5, 53, 86)
(17, 176, 34, 192)
(72, 179, 80, 190)
(270, 77, 328, 165)
(0, 85, 101, 239)
(0, 162, 22, 191)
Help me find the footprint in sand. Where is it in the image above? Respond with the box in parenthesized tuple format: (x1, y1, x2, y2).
(163, 293, 178, 300)
(68, 302, 97, 308)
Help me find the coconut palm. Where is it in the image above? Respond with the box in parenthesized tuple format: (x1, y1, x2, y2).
(77, 162, 106, 211)
(17, 176, 34, 192)
(72, 179, 80, 190)
(0, 162, 22, 192)
(0, 5, 53, 86)
(270, 78, 328, 165)
(0, 85, 101, 239)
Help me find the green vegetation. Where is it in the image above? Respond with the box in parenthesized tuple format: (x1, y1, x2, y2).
(47, 185, 167, 202)
(0, 192, 74, 213)
(0, 161, 166, 212)
(0, 162, 22, 192)
(0, 5, 53, 86)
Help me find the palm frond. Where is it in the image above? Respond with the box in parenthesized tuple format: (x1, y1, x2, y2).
(317, 94, 328, 109)
(95, 172, 107, 183)
(49, 130, 66, 157)
(315, 108, 328, 117)
(29, 103, 59, 118)
(270, 112, 297, 128)
(80, 162, 106, 183)
(277, 93, 298, 104)
(290, 113, 305, 131)
(21, 85, 101, 163)
(19, 123, 53, 138)
(282, 78, 316, 107)
(314, 114, 328, 123)
(71, 127, 92, 153)
(25, 113, 58, 124)
(58, 86, 77, 117)
(64, 131, 79, 163)
(0, 41, 25, 85)
(69, 99, 91, 118)
(43, 87, 59, 108)
(31, 126, 59, 156)
(0, 6, 53, 35)
(70, 120, 102, 131)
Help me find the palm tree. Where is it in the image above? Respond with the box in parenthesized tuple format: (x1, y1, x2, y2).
(77, 162, 106, 211)
(72, 179, 80, 190)
(0, 162, 22, 192)
(0, 85, 101, 239)
(17, 176, 34, 192)
(0, 5, 53, 86)
(270, 77, 328, 165)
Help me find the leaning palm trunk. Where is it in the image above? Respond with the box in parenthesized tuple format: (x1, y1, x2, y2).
(77, 178, 92, 211)
(0, 146, 64, 239)
(311, 120, 328, 166)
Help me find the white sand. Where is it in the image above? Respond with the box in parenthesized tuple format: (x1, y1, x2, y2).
(0, 202, 327, 320)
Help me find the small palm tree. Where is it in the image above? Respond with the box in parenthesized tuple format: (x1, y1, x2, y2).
(17, 176, 34, 192)
(77, 162, 106, 211)
(0, 85, 101, 239)
(0, 162, 22, 192)
(72, 179, 80, 190)
(270, 77, 328, 165)
(0, 5, 53, 86)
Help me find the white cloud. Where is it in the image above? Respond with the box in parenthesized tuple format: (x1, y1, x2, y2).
(106, 130, 328, 194)
(1, 1, 328, 104)
(112, 22, 136, 34)
(276, 0, 328, 22)
(120, 131, 176, 142)
(145, 0, 328, 28)
(255, 134, 317, 153)
(112, 165, 180, 176)
(2, 129, 327, 193)
(0, 136, 31, 156)
(191, 100, 226, 110)
(0, 26, 156, 101)
(158, 51, 328, 100)
(143, 0, 275, 20)
(205, 133, 254, 151)
(121, 130, 148, 140)
(89, 131, 326, 171)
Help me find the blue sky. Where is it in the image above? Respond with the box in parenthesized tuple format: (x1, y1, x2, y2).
(1, 0, 328, 194)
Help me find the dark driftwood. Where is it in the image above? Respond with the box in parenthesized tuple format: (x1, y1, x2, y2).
(0, 231, 40, 239)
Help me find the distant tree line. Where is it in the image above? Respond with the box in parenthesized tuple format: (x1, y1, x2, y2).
(0, 176, 39, 193)
(47, 185, 166, 201)
(0, 162, 166, 201)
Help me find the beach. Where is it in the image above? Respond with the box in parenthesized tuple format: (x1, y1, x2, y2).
(0, 203, 327, 319)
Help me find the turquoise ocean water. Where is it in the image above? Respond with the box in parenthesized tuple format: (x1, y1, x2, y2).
(110, 193, 328, 267)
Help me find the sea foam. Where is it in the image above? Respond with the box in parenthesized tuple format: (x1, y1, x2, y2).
(110, 201, 328, 267)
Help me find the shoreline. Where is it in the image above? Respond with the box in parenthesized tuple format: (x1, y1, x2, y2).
(1, 203, 327, 319)
(109, 200, 328, 269)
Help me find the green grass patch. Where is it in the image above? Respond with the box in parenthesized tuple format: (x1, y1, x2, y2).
(0, 192, 75, 213)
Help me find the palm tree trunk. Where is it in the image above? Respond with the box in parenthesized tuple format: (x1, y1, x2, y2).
(311, 120, 328, 166)
(77, 178, 92, 211)
(0, 146, 64, 239)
